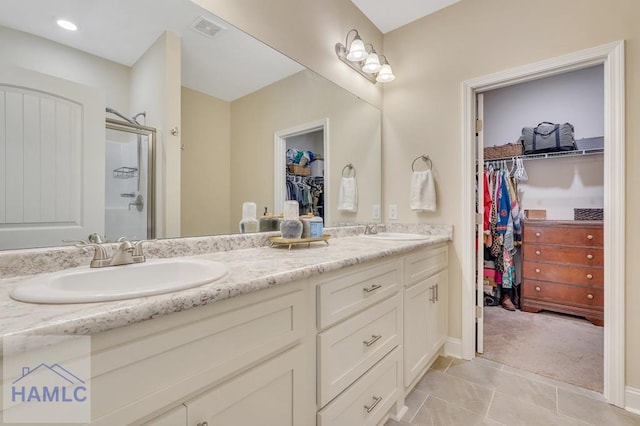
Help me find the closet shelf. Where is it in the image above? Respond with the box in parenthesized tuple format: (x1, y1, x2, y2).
(484, 148, 603, 163)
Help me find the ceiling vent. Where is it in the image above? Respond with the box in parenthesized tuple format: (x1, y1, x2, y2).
(190, 16, 226, 39)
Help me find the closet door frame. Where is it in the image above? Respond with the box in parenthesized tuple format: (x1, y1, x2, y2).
(460, 41, 625, 407)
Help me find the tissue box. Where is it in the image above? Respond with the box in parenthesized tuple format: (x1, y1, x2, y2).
(525, 209, 547, 220)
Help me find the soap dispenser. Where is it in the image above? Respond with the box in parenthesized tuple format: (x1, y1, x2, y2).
(280, 201, 303, 239)
(239, 202, 259, 233)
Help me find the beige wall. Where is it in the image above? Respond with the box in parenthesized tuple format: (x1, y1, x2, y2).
(181, 87, 232, 236)
(191, 0, 383, 109)
(382, 0, 640, 388)
(230, 69, 381, 228)
(131, 31, 182, 238)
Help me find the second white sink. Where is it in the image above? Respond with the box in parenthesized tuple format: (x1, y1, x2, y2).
(360, 232, 430, 241)
(10, 258, 228, 304)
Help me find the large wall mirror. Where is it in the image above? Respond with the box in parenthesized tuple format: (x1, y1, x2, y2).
(0, 0, 381, 250)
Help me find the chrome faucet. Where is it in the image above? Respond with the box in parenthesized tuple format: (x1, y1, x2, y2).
(70, 237, 154, 268)
(364, 224, 378, 235)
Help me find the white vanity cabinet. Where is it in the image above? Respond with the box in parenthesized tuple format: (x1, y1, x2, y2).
(314, 258, 404, 425)
(92, 281, 312, 426)
(403, 244, 448, 390)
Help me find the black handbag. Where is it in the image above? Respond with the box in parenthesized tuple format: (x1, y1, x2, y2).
(521, 122, 577, 154)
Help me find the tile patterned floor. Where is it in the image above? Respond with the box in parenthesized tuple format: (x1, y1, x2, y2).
(385, 356, 640, 426)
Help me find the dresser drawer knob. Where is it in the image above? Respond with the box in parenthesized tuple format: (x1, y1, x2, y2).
(587, 294, 594, 300)
(535, 232, 541, 237)
(535, 268, 541, 273)
(586, 274, 594, 280)
(587, 234, 594, 240)
(363, 334, 382, 347)
(535, 286, 541, 292)
(535, 250, 541, 255)
(587, 254, 594, 260)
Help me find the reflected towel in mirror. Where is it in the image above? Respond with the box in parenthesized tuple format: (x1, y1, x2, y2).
(410, 170, 436, 212)
(337, 177, 358, 212)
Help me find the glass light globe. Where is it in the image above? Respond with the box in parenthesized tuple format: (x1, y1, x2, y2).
(376, 63, 396, 82)
(346, 38, 366, 61)
(362, 53, 382, 73)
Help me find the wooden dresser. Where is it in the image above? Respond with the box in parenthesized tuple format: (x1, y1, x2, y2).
(521, 220, 604, 326)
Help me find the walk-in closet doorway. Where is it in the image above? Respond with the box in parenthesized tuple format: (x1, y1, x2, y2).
(475, 65, 605, 392)
(460, 41, 626, 407)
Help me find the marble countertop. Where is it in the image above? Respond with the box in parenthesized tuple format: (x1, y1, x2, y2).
(0, 229, 451, 341)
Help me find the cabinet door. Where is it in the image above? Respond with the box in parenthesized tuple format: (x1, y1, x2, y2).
(403, 269, 448, 388)
(403, 274, 437, 386)
(428, 270, 448, 357)
(186, 345, 306, 426)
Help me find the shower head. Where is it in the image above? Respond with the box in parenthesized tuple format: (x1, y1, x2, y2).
(106, 107, 137, 125)
(131, 111, 146, 125)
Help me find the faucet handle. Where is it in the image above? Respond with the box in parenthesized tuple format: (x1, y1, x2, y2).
(87, 233, 105, 244)
(64, 240, 109, 265)
(132, 239, 156, 259)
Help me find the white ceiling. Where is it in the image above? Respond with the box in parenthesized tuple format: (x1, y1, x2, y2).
(0, 0, 303, 102)
(0, 0, 458, 101)
(350, 0, 461, 33)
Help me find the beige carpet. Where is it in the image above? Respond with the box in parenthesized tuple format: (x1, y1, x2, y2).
(479, 306, 604, 392)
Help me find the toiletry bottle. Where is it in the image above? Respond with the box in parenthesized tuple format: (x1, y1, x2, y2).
(280, 201, 303, 239)
(301, 213, 324, 238)
(239, 202, 259, 233)
(259, 207, 279, 232)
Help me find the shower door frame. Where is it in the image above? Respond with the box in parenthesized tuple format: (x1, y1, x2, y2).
(105, 118, 156, 239)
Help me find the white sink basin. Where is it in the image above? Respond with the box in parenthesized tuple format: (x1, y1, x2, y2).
(10, 258, 228, 304)
(360, 232, 430, 241)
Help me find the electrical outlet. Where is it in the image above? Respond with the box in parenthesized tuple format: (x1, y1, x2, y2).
(372, 204, 381, 220)
(389, 204, 398, 220)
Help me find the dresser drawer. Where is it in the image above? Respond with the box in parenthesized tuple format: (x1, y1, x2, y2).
(523, 280, 603, 309)
(317, 294, 401, 407)
(524, 224, 603, 246)
(404, 245, 448, 287)
(523, 244, 603, 267)
(318, 348, 400, 426)
(522, 261, 603, 286)
(316, 259, 401, 329)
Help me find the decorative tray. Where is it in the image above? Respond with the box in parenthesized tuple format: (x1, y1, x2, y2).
(268, 234, 331, 250)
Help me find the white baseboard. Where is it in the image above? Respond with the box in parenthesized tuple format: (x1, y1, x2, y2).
(444, 337, 463, 359)
(625, 386, 640, 415)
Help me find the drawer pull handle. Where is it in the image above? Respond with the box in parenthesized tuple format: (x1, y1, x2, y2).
(535, 250, 541, 255)
(363, 334, 382, 347)
(364, 396, 383, 413)
(363, 284, 382, 293)
(535, 232, 541, 237)
(587, 254, 594, 260)
(587, 234, 594, 240)
(587, 294, 594, 300)
(197, 422, 209, 426)
(587, 274, 594, 280)
(535, 286, 541, 292)
(535, 268, 541, 273)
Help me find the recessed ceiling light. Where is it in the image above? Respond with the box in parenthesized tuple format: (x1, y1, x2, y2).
(57, 19, 77, 31)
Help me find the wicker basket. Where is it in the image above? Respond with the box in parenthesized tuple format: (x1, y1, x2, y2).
(287, 164, 311, 176)
(574, 208, 603, 221)
(484, 143, 523, 160)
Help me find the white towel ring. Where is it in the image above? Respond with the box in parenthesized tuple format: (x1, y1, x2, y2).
(411, 155, 432, 171)
(342, 163, 356, 178)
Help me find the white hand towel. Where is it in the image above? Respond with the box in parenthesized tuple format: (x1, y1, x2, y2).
(410, 170, 436, 212)
(337, 177, 358, 213)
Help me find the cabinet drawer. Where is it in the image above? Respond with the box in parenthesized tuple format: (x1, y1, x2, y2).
(524, 224, 603, 246)
(523, 244, 603, 267)
(522, 261, 603, 286)
(404, 245, 447, 287)
(523, 280, 603, 308)
(316, 259, 401, 329)
(318, 294, 401, 407)
(318, 348, 400, 426)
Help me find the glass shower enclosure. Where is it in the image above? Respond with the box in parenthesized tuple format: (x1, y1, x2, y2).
(105, 118, 155, 241)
